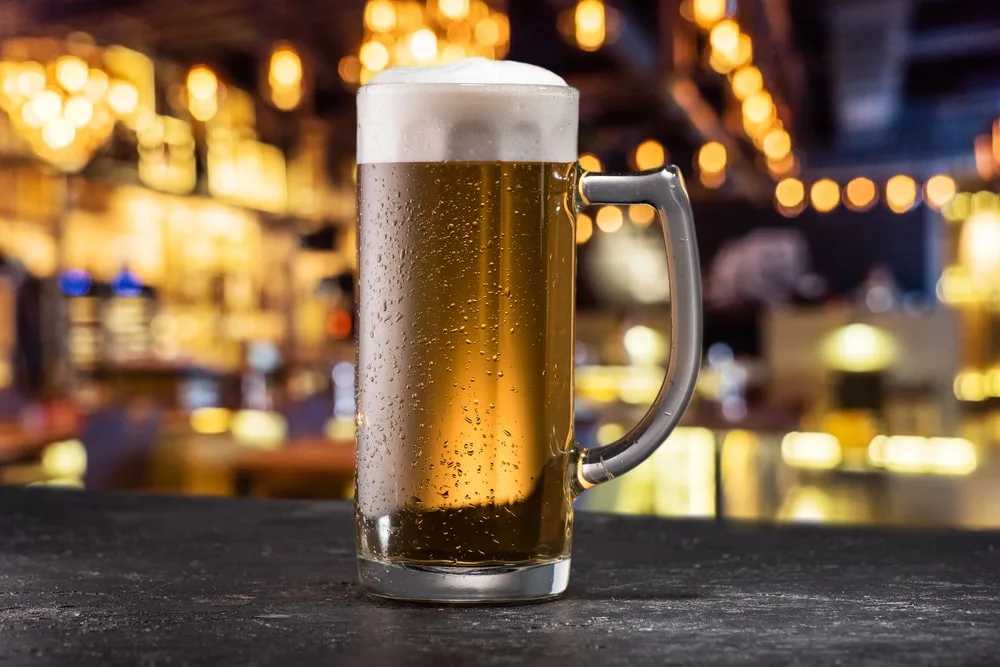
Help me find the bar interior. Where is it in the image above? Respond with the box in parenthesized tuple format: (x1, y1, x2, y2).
(1, 0, 999, 530)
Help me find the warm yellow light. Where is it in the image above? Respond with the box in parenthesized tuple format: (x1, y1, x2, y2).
(698, 141, 727, 174)
(700, 170, 725, 189)
(63, 96, 94, 128)
(623, 325, 667, 365)
(693, 0, 727, 29)
(190, 97, 218, 122)
(868, 435, 977, 476)
(708, 50, 735, 75)
(359, 41, 391, 72)
(187, 66, 217, 101)
(576, 212, 594, 244)
(618, 366, 667, 405)
(42, 118, 76, 149)
(107, 80, 138, 116)
(83, 69, 109, 101)
(579, 152, 603, 172)
(31, 89, 63, 122)
(781, 432, 842, 470)
(775, 177, 805, 209)
(709, 19, 740, 60)
(820, 323, 898, 373)
(885, 174, 917, 213)
(575, 0, 606, 51)
(596, 206, 624, 233)
(338, 55, 361, 84)
(20, 101, 42, 128)
(42, 439, 88, 479)
(810, 178, 840, 213)
(742, 91, 774, 126)
(629, 204, 656, 227)
(410, 29, 439, 63)
(190, 407, 232, 435)
(633, 139, 666, 170)
(924, 174, 956, 210)
(844, 177, 877, 212)
(269, 47, 302, 87)
(440, 44, 468, 63)
(439, 0, 470, 20)
(55, 56, 89, 93)
(731, 33, 753, 68)
(365, 0, 398, 31)
(731, 66, 762, 101)
(230, 410, 288, 449)
(271, 87, 302, 112)
(597, 422, 625, 446)
(761, 127, 791, 160)
(475, 17, 501, 46)
(767, 153, 798, 179)
(16, 65, 46, 97)
(954, 370, 986, 402)
(960, 211, 1000, 278)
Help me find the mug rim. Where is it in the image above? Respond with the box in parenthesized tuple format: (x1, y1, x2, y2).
(358, 82, 580, 97)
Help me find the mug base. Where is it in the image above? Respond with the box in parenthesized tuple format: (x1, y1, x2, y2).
(357, 556, 571, 604)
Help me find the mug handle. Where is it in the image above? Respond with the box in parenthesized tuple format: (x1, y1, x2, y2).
(574, 166, 703, 488)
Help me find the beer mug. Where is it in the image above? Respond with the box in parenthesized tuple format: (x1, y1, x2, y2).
(355, 59, 702, 602)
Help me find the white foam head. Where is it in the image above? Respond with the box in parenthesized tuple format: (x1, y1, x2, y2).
(357, 58, 579, 164)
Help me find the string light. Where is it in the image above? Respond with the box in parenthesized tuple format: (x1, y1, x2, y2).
(628, 204, 656, 227)
(924, 174, 956, 210)
(844, 177, 877, 212)
(55, 56, 89, 93)
(359, 40, 391, 72)
(693, 0, 727, 29)
(709, 19, 740, 61)
(810, 178, 840, 213)
(365, 0, 398, 31)
(64, 96, 94, 127)
(579, 153, 603, 172)
(439, 0, 470, 20)
(761, 127, 791, 161)
(775, 178, 805, 216)
(107, 80, 138, 116)
(410, 28, 439, 62)
(731, 66, 762, 101)
(697, 141, 727, 174)
(575, 0, 606, 52)
(742, 91, 774, 127)
(596, 205, 623, 233)
(886, 175, 918, 213)
(633, 139, 666, 170)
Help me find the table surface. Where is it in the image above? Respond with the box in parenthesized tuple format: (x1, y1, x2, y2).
(1, 489, 998, 666)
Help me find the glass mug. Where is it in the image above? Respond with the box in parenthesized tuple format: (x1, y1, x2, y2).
(355, 60, 701, 603)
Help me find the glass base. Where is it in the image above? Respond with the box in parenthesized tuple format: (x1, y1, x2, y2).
(357, 557, 571, 604)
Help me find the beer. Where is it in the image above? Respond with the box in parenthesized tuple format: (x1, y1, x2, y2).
(356, 160, 576, 565)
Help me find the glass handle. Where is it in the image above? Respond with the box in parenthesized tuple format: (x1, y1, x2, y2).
(575, 166, 703, 488)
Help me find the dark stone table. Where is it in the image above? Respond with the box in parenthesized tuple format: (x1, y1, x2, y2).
(1, 489, 998, 666)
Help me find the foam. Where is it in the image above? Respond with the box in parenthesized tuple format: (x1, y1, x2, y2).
(357, 58, 578, 164)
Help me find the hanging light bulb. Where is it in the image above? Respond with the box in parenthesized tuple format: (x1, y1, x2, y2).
(575, 0, 606, 52)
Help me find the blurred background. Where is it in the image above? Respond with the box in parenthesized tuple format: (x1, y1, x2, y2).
(1, 0, 999, 529)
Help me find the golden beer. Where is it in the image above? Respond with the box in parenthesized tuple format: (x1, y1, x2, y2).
(356, 161, 577, 565)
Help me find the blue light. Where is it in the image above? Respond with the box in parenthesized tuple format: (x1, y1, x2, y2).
(111, 268, 143, 297)
(58, 269, 92, 297)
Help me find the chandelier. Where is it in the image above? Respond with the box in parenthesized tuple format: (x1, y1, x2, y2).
(340, 0, 510, 87)
(0, 36, 142, 172)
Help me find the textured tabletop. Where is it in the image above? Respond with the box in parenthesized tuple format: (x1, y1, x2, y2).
(1, 488, 998, 666)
